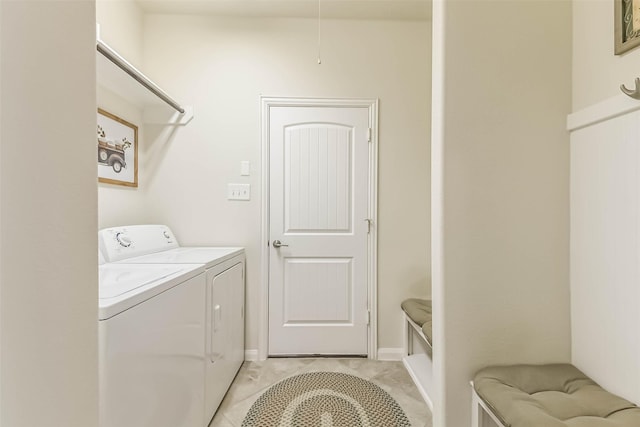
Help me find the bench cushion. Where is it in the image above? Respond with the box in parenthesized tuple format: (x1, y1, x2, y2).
(474, 364, 640, 427)
(421, 320, 433, 347)
(401, 298, 432, 326)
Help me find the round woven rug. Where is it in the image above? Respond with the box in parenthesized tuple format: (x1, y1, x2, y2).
(241, 371, 412, 427)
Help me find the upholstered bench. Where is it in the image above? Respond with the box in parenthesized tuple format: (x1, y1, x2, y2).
(401, 298, 433, 409)
(472, 364, 640, 427)
(401, 298, 432, 348)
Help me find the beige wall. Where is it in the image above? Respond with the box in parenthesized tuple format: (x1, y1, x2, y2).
(573, 0, 640, 110)
(134, 15, 431, 354)
(432, 1, 572, 425)
(0, 2, 98, 426)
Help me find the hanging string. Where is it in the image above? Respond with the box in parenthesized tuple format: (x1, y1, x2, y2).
(317, 0, 322, 64)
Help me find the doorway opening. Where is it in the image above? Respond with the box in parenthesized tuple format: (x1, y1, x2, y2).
(259, 97, 378, 360)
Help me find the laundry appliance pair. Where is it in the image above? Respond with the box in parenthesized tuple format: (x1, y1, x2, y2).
(98, 224, 245, 427)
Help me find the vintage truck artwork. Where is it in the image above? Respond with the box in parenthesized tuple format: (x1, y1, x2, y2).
(97, 109, 138, 187)
(98, 124, 131, 173)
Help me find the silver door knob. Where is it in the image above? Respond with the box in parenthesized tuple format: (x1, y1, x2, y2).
(272, 240, 289, 248)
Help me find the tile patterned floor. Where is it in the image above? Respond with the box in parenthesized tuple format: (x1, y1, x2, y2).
(208, 358, 433, 427)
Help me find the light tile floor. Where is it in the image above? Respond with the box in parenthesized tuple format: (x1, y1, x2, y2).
(208, 358, 433, 427)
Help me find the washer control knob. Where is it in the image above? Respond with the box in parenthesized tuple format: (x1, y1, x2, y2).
(163, 230, 171, 239)
(116, 232, 132, 248)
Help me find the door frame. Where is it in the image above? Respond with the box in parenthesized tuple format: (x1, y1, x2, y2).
(259, 96, 379, 360)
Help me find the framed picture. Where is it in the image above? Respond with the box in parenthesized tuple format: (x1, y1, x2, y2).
(615, 0, 640, 54)
(97, 109, 138, 187)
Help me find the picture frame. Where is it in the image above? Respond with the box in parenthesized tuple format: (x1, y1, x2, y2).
(615, 0, 640, 54)
(97, 108, 138, 187)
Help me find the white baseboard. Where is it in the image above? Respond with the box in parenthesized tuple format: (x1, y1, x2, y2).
(245, 348, 403, 361)
(377, 347, 404, 361)
(244, 349, 260, 361)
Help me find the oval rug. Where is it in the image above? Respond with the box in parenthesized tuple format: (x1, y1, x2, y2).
(241, 371, 412, 427)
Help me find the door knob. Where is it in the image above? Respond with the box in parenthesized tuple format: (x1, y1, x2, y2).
(272, 240, 289, 248)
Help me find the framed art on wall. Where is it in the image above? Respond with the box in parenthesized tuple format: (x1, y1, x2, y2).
(97, 109, 138, 187)
(615, 0, 640, 54)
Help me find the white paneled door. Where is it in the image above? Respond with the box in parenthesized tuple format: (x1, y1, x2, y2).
(268, 104, 371, 356)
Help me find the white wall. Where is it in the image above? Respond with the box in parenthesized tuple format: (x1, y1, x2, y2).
(96, 0, 150, 229)
(0, 0, 3, 419)
(570, 105, 640, 404)
(573, 0, 640, 110)
(96, 0, 143, 65)
(0, 2, 98, 426)
(432, 1, 572, 425)
(571, 0, 640, 405)
(137, 15, 431, 354)
(96, 87, 150, 229)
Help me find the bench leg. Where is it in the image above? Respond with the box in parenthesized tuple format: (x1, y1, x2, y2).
(471, 391, 483, 427)
(403, 313, 411, 356)
(471, 387, 504, 427)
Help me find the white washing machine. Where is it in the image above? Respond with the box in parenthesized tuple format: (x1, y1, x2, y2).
(99, 225, 245, 424)
(98, 256, 206, 427)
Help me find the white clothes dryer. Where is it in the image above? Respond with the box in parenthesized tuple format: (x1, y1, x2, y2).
(98, 259, 206, 427)
(99, 225, 245, 424)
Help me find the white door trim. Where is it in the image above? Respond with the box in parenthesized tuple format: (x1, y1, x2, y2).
(260, 96, 379, 360)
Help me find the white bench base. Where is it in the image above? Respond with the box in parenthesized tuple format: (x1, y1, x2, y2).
(402, 312, 433, 410)
(471, 384, 506, 427)
(403, 353, 433, 410)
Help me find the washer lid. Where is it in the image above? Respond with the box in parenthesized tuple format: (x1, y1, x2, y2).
(100, 265, 180, 298)
(118, 247, 244, 268)
(98, 263, 204, 320)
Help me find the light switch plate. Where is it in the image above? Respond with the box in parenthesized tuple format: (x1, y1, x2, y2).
(227, 183, 250, 200)
(240, 161, 250, 176)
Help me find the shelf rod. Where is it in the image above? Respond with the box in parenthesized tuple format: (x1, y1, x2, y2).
(96, 39, 185, 114)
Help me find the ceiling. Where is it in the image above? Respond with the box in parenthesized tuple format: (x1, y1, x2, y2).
(136, 0, 432, 21)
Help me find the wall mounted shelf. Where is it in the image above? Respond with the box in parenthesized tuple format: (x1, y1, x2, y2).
(96, 34, 193, 125)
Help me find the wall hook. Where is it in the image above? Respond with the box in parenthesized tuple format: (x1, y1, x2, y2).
(620, 77, 640, 99)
